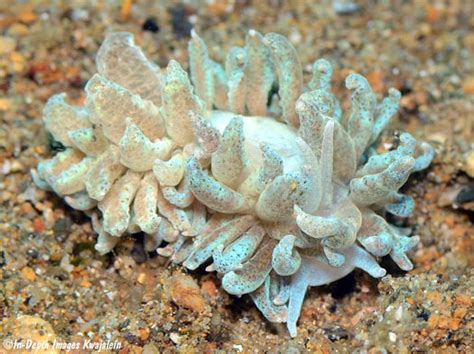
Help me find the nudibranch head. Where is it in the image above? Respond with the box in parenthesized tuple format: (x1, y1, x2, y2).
(33, 30, 434, 337)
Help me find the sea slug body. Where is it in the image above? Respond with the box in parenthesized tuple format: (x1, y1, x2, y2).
(33, 30, 434, 337)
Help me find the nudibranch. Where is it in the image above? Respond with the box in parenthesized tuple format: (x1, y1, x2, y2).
(33, 30, 433, 336)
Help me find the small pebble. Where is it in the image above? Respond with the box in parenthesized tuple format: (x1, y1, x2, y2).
(7, 23, 29, 36)
(0, 36, 16, 54)
(142, 17, 160, 33)
(333, 0, 360, 15)
(143, 343, 160, 354)
(170, 332, 182, 344)
(5, 316, 59, 354)
(464, 150, 474, 178)
(455, 184, 474, 205)
(233, 344, 243, 352)
(168, 273, 206, 313)
(169, 4, 192, 39)
(21, 266, 36, 281)
(0, 98, 12, 111)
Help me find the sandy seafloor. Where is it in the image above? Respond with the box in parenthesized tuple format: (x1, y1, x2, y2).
(0, 0, 473, 353)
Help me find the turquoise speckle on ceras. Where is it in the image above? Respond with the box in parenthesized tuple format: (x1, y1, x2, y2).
(32, 29, 434, 337)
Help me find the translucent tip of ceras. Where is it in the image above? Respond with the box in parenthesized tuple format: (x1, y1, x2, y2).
(188, 29, 215, 110)
(97, 31, 164, 107)
(235, 52, 245, 63)
(358, 209, 419, 271)
(244, 29, 275, 117)
(186, 157, 250, 214)
(294, 204, 345, 239)
(345, 72, 370, 90)
(31, 169, 52, 191)
(263, 32, 303, 127)
(294, 98, 306, 113)
(308, 58, 334, 92)
(188, 111, 220, 159)
(221, 239, 277, 296)
(248, 143, 283, 193)
(414, 142, 435, 172)
(64, 191, 97, 211)
(211, 224, 265, 273)
(119, 118, 175, 172)
(211, 116, 246, 189)
(153, 152, 185, 187)
(350, 155, 415, 206)
(314, 58, 332, 75)
(162, 60, 205, 147)
(272, 235, 302, 276)
(370, 87, 402, 144)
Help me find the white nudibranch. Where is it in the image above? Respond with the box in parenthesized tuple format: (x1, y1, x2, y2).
(33, 31, 434, 337)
